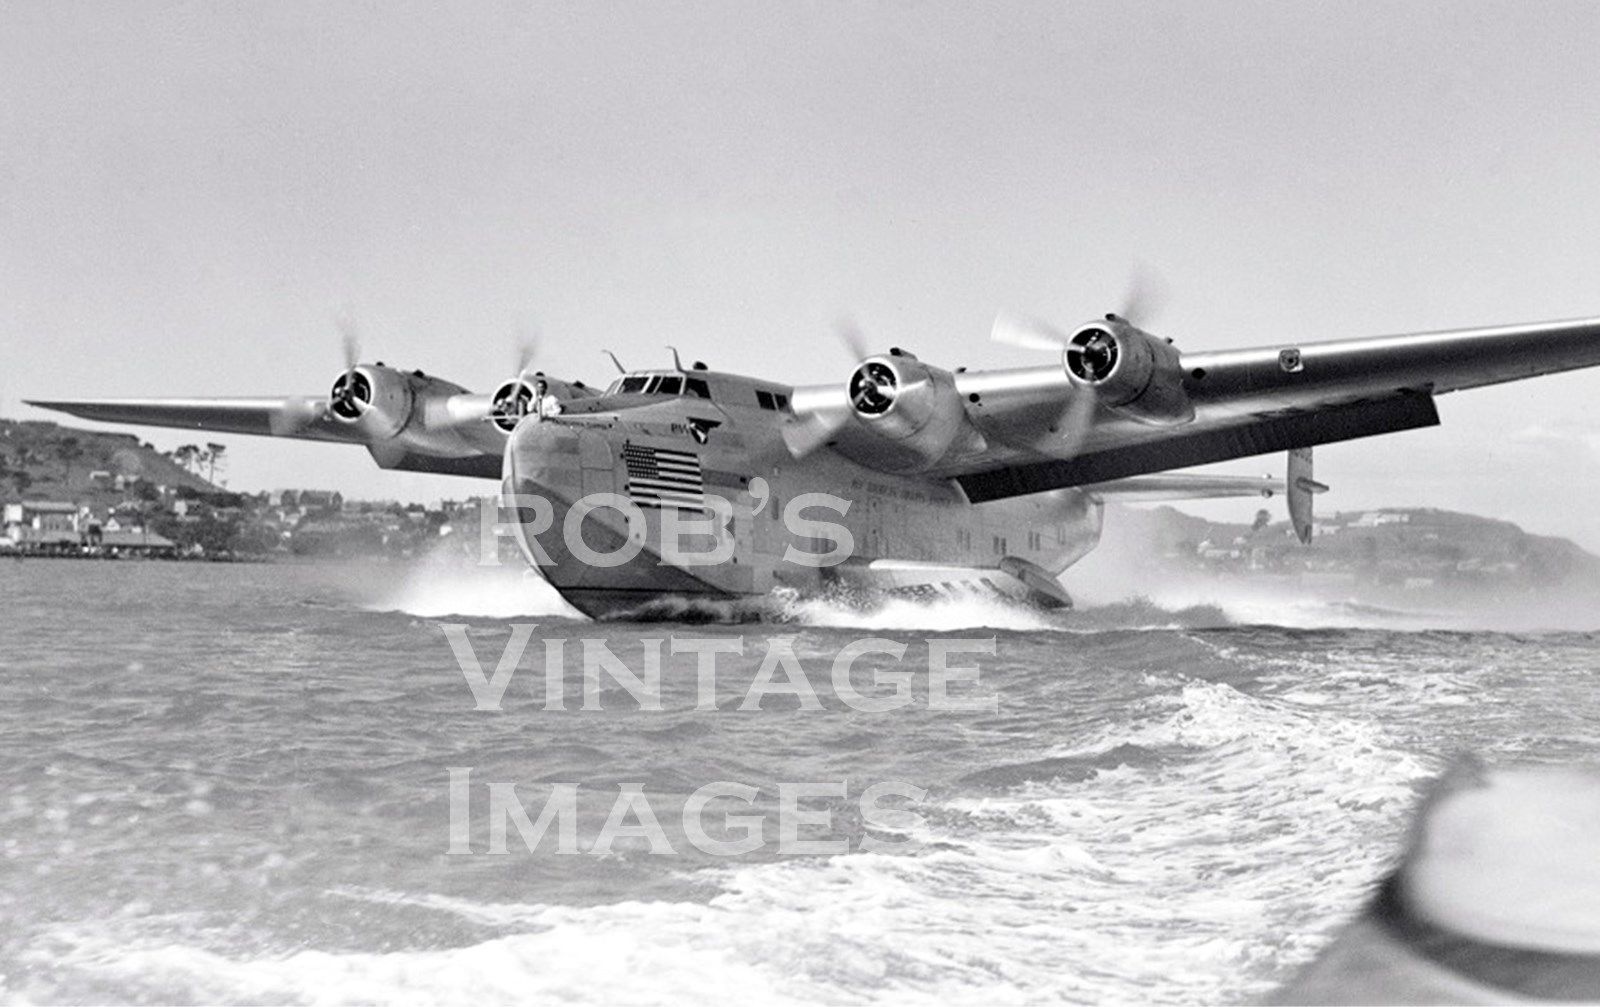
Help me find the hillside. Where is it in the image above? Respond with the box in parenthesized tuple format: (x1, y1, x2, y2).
(8, 415, 1600, 596)
(0, 419, 222, 505)
(1101, 503, 1600, 596)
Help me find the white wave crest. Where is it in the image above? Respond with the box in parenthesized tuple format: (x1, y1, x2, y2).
(368, 558, 584, 621)
(779, 592, 1060, 633)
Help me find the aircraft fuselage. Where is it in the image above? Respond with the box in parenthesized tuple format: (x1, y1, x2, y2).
(500, 367, 1101, 618)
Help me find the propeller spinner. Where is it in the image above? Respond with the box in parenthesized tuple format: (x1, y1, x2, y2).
(848, 360, 899, 415)
(329, 369, 374, 420)
(1065, 326, 1120, 382)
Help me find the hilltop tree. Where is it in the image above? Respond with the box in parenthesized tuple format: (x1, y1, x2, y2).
(57, 437, 83, 487)
(204, 442, 226, 485)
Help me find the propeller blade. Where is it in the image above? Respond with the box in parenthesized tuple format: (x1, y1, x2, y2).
(513, 318, 541, 380)
(782, 386, 855, 459)
(1118, 261, 1170, 329)
(330, 308, 364, 414)
(1052, 386, 1099, 458)
(835, 317, 870, 361)
(782, 409, 851, 459)
(269, 395, 325, 436)
(991, 310, 1073, 352)
(335, 309, 361, 373)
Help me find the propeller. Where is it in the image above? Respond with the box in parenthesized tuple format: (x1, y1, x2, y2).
(992, 263, 1169, 352)
(328, 310, 371, 421)
(269, 395, 325, 437)
(330, 310, 364, 412)
(512, 318, 540, 382)
(988, 311, 1102, 455)
(990, 311, 1075, 353)
(835, 316, 870, 363)
(1066, 327, 1119, 382)
(1050, 384, 1099, 457)
(782, 385, 854, 458)
(490, 319, 551, 431)
(848, 360, 898, 415)
(780, 318, 875, 458)
(269, 311, 368, 435)
(989, 265, 1169, 457)
(1117, 260, 1169, 331)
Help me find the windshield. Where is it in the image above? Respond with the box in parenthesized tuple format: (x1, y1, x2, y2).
(605, 373, 711, 400)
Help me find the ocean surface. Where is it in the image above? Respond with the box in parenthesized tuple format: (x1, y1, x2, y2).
(3, 556, 1600, 1005)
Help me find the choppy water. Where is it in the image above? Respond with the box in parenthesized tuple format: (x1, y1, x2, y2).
(2, 557, 1599, 1004)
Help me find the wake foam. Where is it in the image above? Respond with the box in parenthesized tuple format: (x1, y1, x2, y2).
(26, 675, 1434, 1006)
(1072, 573, 1600, 633)
(366, 558, 584, 621)
(775, 591, 1061, 633)
(779, 592, 1233, 633)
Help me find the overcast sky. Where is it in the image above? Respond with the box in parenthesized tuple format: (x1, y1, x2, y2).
(7, 2, 1600, 546)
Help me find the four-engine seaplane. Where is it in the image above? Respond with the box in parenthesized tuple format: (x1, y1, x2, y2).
(29, 305, 1600, 617)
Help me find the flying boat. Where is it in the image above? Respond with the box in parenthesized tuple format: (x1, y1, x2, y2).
(31, 305, 1600, 617)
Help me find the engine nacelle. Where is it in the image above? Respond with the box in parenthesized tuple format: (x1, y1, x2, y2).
(489, 374, 596, 432)
(1063, 317, 1194, 425)
(324, 362, 545, 462)
(843, 348, 981, 472)
(328, 364, 414, 440)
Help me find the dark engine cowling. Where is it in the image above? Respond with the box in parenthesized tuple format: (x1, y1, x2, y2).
(844, 349, 981, 472)
(328, 364, 414, 440)
(1063, 317, 1194, 425)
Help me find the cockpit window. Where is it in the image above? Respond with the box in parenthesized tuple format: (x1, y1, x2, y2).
(605, 373, 713, 400)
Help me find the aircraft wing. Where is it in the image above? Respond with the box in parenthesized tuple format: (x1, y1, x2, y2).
(24, 397, 354, 441)
(28, 367, 511, 478)
(945, 316, 1600, 502)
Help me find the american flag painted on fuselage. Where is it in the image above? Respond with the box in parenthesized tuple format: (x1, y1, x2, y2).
(623, 443, 706, 511)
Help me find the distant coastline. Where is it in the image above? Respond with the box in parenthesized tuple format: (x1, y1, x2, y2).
(1, 417, 493, 563)
(8, 416, 1599, 595)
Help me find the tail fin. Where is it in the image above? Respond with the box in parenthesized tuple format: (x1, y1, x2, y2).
(1288, 448, 1329, 544)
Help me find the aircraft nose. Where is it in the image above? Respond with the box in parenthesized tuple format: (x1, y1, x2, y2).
(499, 418, 585, 571)
(502, 415, 604, 510)
(503, 416, 563, 494)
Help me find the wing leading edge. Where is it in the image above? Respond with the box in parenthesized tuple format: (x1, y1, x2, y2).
(27, 372, 508, 477)
(24, 397, 349, 441)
